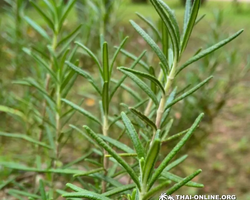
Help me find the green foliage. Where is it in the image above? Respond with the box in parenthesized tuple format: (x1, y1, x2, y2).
(0, 0, 243, 200)
(173, 10, 249, 145)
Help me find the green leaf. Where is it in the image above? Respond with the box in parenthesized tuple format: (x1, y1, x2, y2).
(163, 129, 189, 142)
(118, 69, 159, 105)
(150, 0, 179, 59)
(148, 113, 204, 189)
(30, 46, 50, 60)
(103, 184, 136, 197)
(130, 20, 169, 71)
(142, 180, 171, 200)
(0, 162, 87, 174)
(162, 171, 204, 188)
(177, 29, 244, 75)
(102, 82, 109, 115)
(23, 49, 57, 82)
(111, 79, 142, 101)
(70, 125, 99, 147)
(117, 48, 148, 70)
(166, 169, 202, 195)
(24, 16, 50, 42)
(0, 105, 26, 120)
(119, 67, 165, 95)
(62, 150, 92, 169)
(158, 0, 180, 43)
(130, 108, 157, 130)
(43, 0, 55, 15)
(105, 153, 137, 158)
(57, 24, 82, 48)
(62, 99, 101, 125)
(103, 42, 110, 82)
(30, 1, 54, 31)
(110, 36, 129, 75)
(8, 193, 25, 200)
(59, 0, 77, 30)
(75, 42, 103, 76)
(121, 112, 145, 159)
(149, 67, 157, 94)
(165, 155, 188, 171)
(110, 50, 147, 99)
(142, 138, 161, 184)
(164, 76, 213, 111)
(8, 190, 40, 199)
(60, 48, 70, 71)
(83, 126, 141, 189)
(181, 0, 200, 53)
(66, 183, 85, 192)
(99, 134, 135, 154)
(65, 61, 101, 95)
(162, 23, 169, 63)
(183, 0, 192, 36)
(0, 176, 16, 190)
(19, 78, 55, 108)
(39, 180, 47, 200)
(63, 190, 112, 200)
(161, 119, 174, 139)
(109, 99, 149, 129)
(195, 14, 206, 25)
(136, 12, 161, 40)
(73, 168, 104, 177)
(0, 132, 52, 149)
(61, 70, 78, 98)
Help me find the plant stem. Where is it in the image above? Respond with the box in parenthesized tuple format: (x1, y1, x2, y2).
(38, 34, 58, 143)
(55, 79, 61, 164)
(102, 115, 109, 192)
(155, 63, 176, 129)
(144, 70, 164, 116)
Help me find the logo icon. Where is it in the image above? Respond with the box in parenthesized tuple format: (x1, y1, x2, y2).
(159, 193, 175, 200)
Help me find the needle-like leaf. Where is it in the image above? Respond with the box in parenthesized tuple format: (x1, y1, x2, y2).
(118, 68, 159, 105)
(164, 76, 213, 111)
(62, 99, 101, 125)
(148, 113, 204, 189)
(176, 29, 244, 75)
(83, 126, 141, 189)
(65, 61, 101, 95)
(0, 132, 52, 149)
(119, 67, 165, 95)
(136, 12, 161, 40)
(166, 169, 202, 195)
(30, 1, 54, 31)
(130, 20, 169, 71)
(24, 16, 50, 42)
(110, 37, 129, 75)
(99, 134, 135, 154)
(130, 108, 157, 131)
(181, 0, 200, 53)
(121, 112, 145, 159)
(150, 0, 179, 59)
(75, 42, 103, 76)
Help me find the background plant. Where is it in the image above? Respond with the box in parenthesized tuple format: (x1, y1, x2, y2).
(0, 0, 87, 199)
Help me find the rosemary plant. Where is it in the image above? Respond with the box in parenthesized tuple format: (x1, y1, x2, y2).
(0, 0, 244, 199)
(61, 0, 243, 200)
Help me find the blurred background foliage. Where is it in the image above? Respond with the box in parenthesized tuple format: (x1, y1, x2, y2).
(0, 0, 250, 199)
